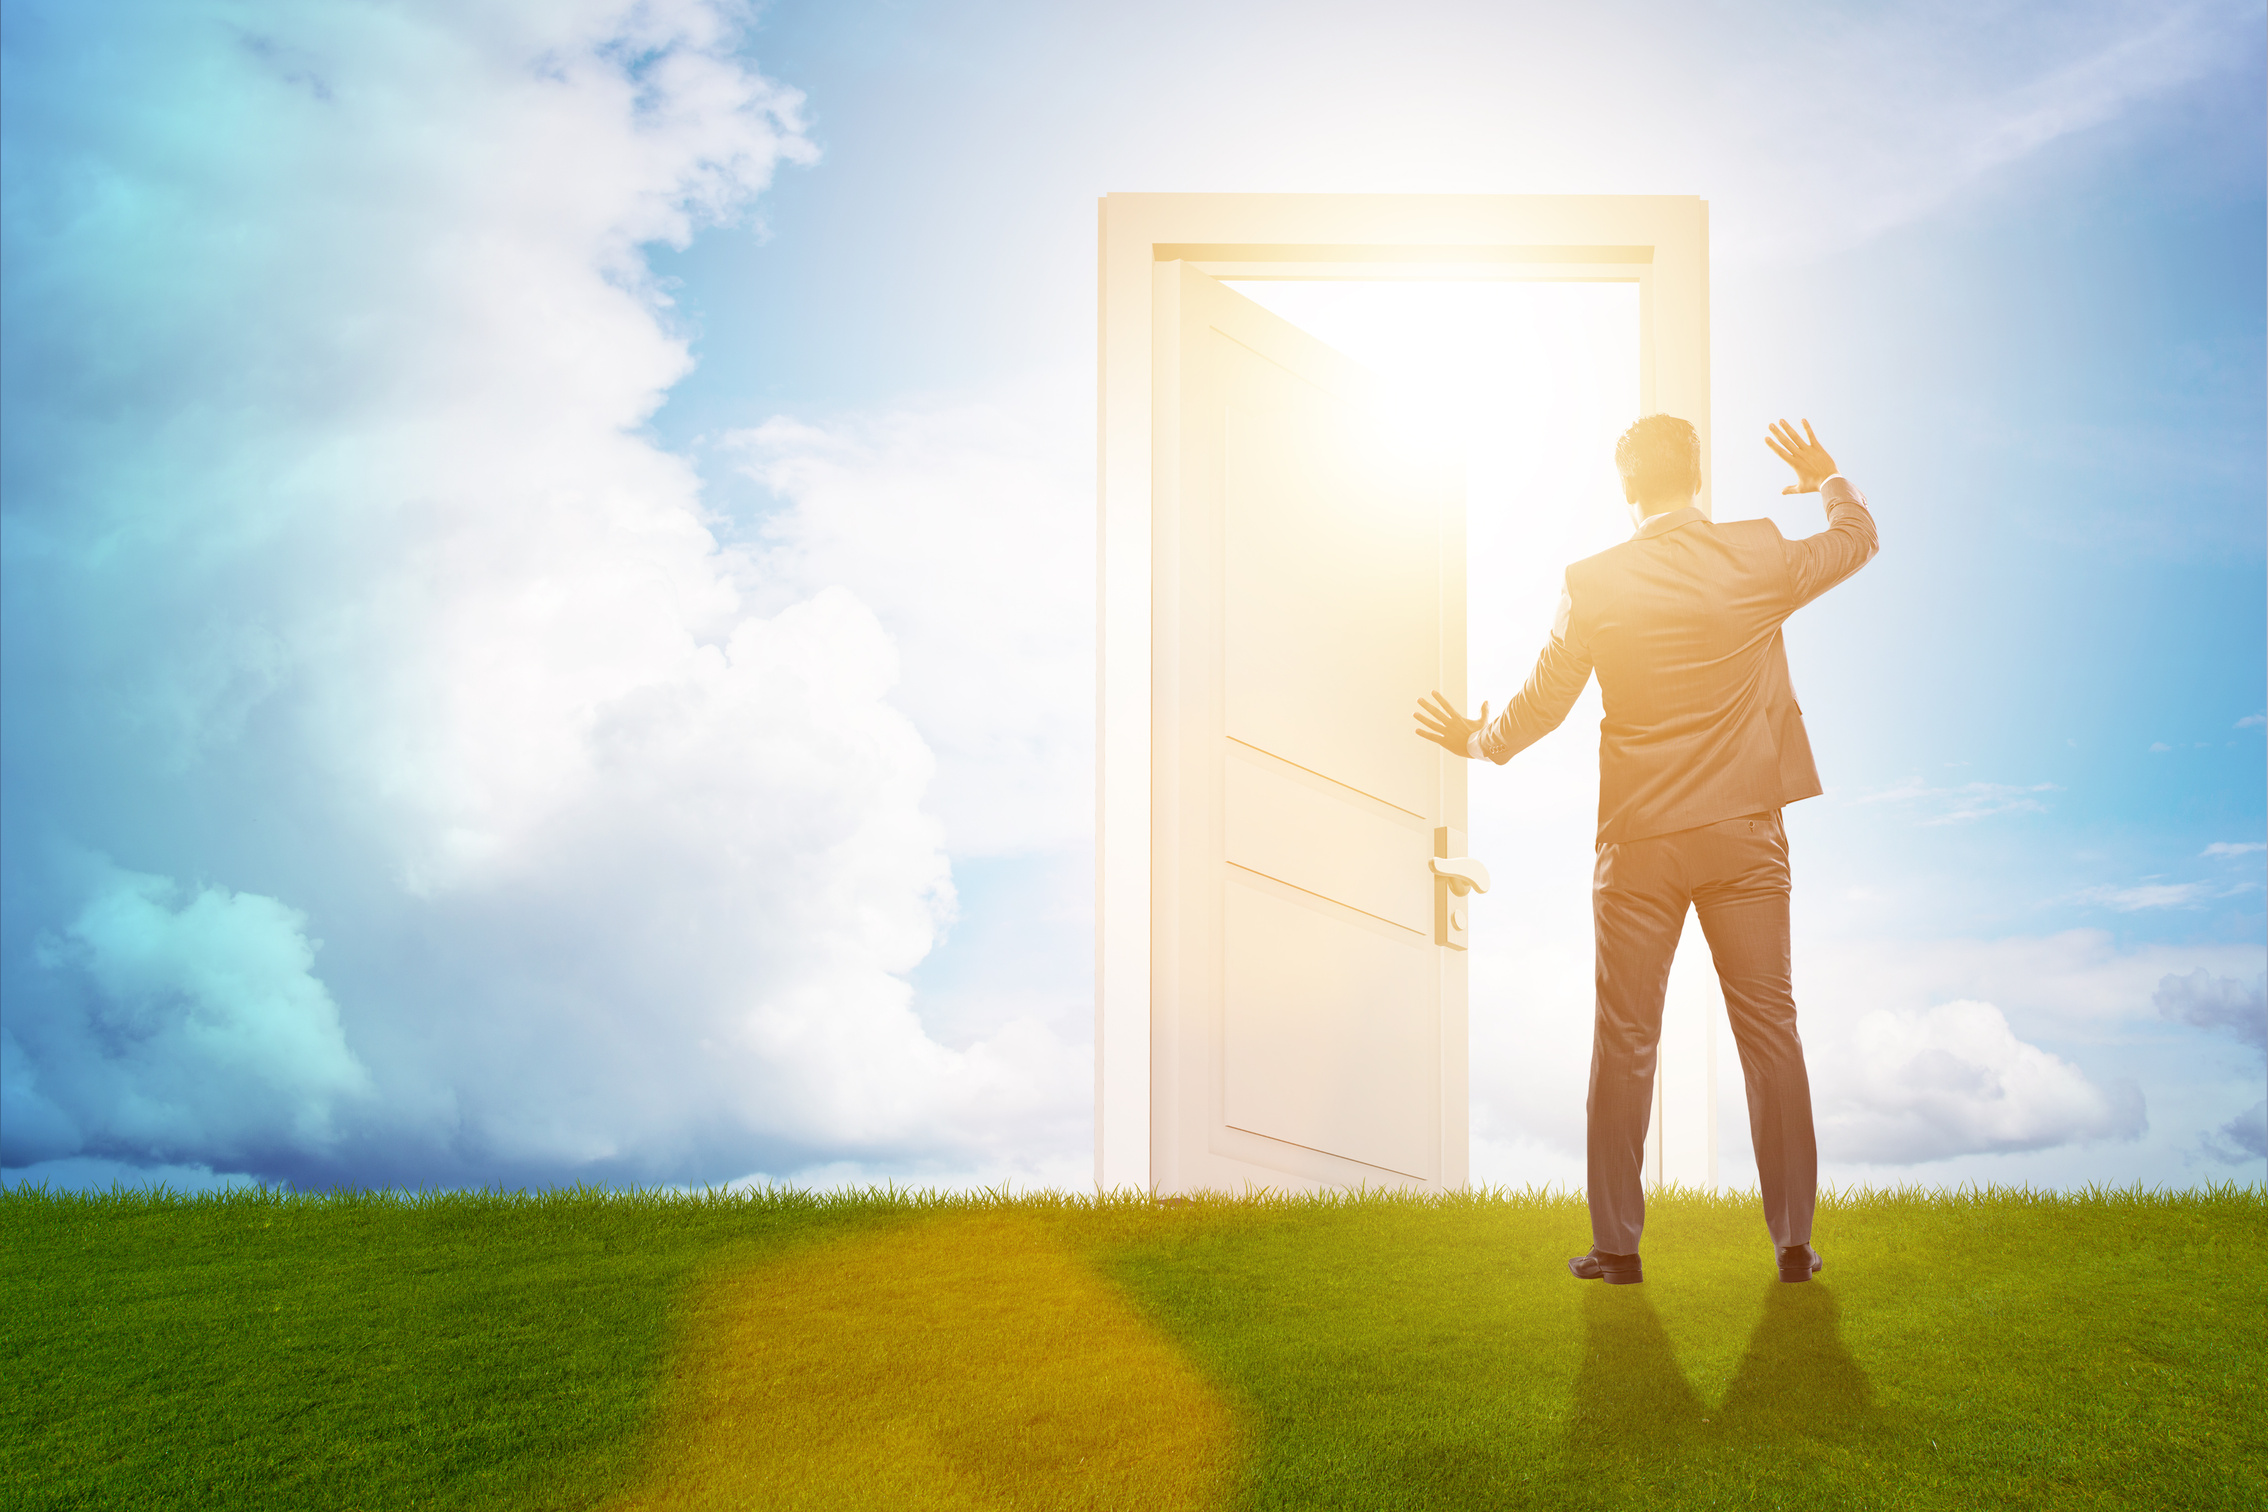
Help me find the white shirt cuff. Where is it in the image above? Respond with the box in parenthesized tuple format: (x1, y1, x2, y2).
(1465, 730, 1485, 760)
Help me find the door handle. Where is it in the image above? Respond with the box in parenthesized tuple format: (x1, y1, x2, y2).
(1429, 856, 1491, 897)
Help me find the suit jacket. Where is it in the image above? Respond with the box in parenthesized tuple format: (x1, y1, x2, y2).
(1476, 477, 1879, 844)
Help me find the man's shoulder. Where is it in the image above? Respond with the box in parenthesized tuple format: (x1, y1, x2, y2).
(1707, 514, 1788, 546)
(1564, 542, 1622, 595)
(1569, 515, 1784, 575)
(1568, 533, 1649, 586)
(1564, 518, 1791, 614)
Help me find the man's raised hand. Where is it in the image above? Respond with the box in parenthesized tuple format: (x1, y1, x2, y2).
(1414, 692, 1488, 757)
(1765, 418, 1839, 494)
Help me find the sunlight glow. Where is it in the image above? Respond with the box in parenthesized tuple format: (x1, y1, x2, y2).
(1222, 279, 1640, 709)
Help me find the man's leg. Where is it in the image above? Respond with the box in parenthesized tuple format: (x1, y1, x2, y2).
(1587, 833, 1687, 1255)
(1690, 812, 1817, 1251)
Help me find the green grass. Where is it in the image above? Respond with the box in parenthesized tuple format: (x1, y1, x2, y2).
(0, 1183, 910, 1510)
(3, 1182, 2262, 1510)
(1103, 1185, 2267, 1509)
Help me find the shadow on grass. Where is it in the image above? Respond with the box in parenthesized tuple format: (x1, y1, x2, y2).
(1560, 1280, 1882, 1505)
(1564, 1286, 1709, 1459)
(1712, 1281, 1877, 1443)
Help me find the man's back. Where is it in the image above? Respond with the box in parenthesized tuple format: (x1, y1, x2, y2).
(1571, 479, 1876, 840)
(1476, 476, 1876, 843)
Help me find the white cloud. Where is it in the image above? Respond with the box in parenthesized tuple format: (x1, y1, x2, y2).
(2201, 842, 2265, 858)
(2154, 970, 2266, 1052)
(1852, 776, 2059, 824)
(1093, 0, 2258, 268)
(0, 1, 1086, 1188)
(1714, 1, 2256, 261)
(2237, 714, 2266, 730)
(1939, 7, 2233, 170)
(1818, 1000, 2145, 1164)
(2202, 1101, 2267, 1165)
(0, 1157, 265, 1196)
(1373, 776, 2249, 1190)
(2081, 880, 2216, 911)
(726, 392, 1095, 858)
(1801, 930, 2266, 1037)
(1708, 930, 2262, 1184)
(2076, 874, 2258, 912)
(7, 860, 372, 1167)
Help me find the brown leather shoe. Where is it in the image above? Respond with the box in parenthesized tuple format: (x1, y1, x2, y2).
(1778, 1244, 1823, 1282)
(1568, 1246, 1642, 1284)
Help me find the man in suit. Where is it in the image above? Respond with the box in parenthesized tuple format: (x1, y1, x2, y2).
(1414, 415, 1877, 1286)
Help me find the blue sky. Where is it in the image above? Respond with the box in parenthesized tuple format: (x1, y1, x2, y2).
(2, 0, 2260, 1195)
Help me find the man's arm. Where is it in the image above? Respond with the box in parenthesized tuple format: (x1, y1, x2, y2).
(1765, 417, 1878, 608)
(1414, 580, 1595, 764)
(1477, 588, 1595, 763)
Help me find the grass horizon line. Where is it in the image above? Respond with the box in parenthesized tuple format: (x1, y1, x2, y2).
(6, 1174, 2261, 1217)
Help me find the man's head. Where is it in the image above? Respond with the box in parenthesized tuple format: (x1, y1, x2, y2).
(1614, 414, 1701, 515)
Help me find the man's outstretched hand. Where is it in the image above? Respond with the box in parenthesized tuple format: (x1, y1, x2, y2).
(1765, 418, 1839, 494)
(1414, 692, 1488, 757)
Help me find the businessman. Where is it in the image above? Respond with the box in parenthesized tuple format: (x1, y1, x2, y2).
(1415, 415, 1877, 1286)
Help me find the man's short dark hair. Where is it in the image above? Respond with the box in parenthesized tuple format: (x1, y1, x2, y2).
(1615, 414, 1702, 503)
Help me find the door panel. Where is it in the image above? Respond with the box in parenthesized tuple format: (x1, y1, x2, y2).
(1152, 260, 1467, 1194)
(1222, 387, 1445, 818)
(1222, 873, 1438, 1180)
(1223, 743, 1432, 935)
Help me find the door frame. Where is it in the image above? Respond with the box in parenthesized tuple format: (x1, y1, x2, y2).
(1097, 194, 1711, 1193)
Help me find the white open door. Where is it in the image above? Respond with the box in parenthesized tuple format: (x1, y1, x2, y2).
(1150, 262, 1471, 1194)
(1098, 194, 1713, 1197)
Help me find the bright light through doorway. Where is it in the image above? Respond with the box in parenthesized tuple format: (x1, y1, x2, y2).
(1219, 281, 1720, 1192)
(1221, 280, 1638, 716)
